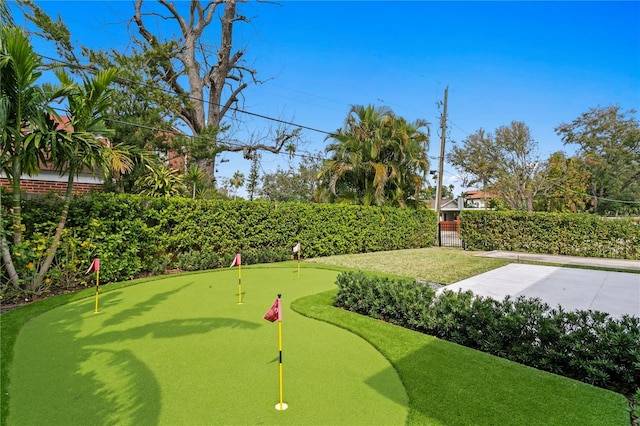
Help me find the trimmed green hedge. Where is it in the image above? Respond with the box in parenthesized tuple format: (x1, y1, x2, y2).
(8, 193, 436, 286)
(461, 210, 640, 259)
(334, 271, 640, 396)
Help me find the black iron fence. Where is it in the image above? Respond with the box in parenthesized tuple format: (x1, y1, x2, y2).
(438, 221, 463, 248)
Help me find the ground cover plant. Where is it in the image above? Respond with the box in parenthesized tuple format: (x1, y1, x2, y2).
(1, 262, 631, 425)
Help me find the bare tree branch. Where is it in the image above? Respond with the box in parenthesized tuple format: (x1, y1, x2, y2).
(129, 0, 299, 180)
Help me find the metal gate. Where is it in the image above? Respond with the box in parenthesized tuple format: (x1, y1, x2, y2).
(438, 221, 462, 248)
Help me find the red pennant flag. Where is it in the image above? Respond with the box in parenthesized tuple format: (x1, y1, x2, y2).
(292, 242, 301, 253)
(263, 297, 282, 322)
(85, 258, 100, 274)
(230, 253, 241, 267)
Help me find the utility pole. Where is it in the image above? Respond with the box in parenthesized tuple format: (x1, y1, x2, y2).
(435, 86, 448, 227)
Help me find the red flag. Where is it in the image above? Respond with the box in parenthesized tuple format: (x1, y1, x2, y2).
(263, 297, 282, 322)
(292, 242, 301, 253)
(230, 253, 241, 267)
(85, 258, 100, 274)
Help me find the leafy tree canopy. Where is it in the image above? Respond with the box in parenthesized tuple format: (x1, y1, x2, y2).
(260, 155, 322, 203)
(555, 105, 640, 215)
(535, 151, 591, 213)
(318, 105, 430, 208)
(448, 121, 547, 211)
(16, 0, 301, 191)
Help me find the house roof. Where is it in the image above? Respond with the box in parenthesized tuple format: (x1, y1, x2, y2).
(53, 114, 72, 131)
(26, 114, 109, 173)
(427, 199, 460, 211)
(464, 190, 496, 200)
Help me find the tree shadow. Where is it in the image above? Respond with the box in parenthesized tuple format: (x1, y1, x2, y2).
(101, 282, 195, 327)
(9, 293, 260, 425)
(85, 317, 260, 344)
(364, 334, 625, 425)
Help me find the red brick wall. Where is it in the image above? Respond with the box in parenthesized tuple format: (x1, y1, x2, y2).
(0, 179, 102, 195)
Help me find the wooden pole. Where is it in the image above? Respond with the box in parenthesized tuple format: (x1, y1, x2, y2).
(435, 86, 448, 236)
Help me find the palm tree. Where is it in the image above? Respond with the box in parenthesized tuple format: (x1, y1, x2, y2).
(229, 171, 245, 199)
(386, 116, 430, 207)
(1, 27, 132, 290)
(136, 165, 185, 198)
(32, 68, 132, 290)
(184, 163, 207, 198)
(0, 26, 69, 289)
(318, 105, 430, 207)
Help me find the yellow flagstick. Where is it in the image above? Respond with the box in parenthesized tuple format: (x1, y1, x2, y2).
(86, 258, 100, 314)
(296, 249, 300, 278)
(277, 318, 285, 410)
(94, 268, 100, 314)
(264, 294, 287, 410)
(275, 294, 287, 411)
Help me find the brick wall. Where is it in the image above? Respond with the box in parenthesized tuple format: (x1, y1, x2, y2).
(0, 179, 102, 195)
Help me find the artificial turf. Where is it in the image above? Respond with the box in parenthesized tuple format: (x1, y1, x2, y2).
(4, 262, 630, 425)
(292, 290, 630, 425)
(6, 264, 408, 425)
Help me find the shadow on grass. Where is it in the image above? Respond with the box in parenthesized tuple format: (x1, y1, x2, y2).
(85, 317, 261, 343)
(292, 290, 629, 425)
(101, 282, 194, 327)
(7, 287, 262, 425)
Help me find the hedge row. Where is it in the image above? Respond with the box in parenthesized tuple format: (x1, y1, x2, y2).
(9, 193, 436, 286)
(334, 271, 640, 396)
(461, 210, 640, 259)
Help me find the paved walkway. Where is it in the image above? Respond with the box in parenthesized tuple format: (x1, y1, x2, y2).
(477, 250, 640, 271)
(438, 251, 640, 319)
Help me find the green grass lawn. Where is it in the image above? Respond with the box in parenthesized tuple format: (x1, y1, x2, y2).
(1, 256, 630, 425)
(306, 247, 511, 284)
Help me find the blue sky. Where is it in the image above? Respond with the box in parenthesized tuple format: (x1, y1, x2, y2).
(12, 1, 640, 196)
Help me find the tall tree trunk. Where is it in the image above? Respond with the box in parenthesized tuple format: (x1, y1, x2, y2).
(29, 174, 74, 291)
(0, 183, 21, 289)
(526, 195, 534, 212)
(1, 237, 20, 290)
(11, 159, 23, 245)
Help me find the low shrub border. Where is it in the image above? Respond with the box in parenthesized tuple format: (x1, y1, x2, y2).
(333, 271, 640, 397)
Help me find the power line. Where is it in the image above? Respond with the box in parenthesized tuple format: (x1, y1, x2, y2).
(40, 58, 640, 206)
(545, 182, 640, 205)
(39, 54, 336, 137)
(39, 53, 445, 142)
(448, 120, 471, 137)
(49, 103, 325, 166)
(41, 53, 333, 164)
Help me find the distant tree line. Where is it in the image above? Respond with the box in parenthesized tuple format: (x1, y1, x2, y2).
(448, 106, 640, 215)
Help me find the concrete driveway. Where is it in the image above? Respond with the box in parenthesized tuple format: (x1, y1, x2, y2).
(438, 257, 640, 319)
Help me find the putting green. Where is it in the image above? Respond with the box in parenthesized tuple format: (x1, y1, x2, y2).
(8, 265, 408, 425)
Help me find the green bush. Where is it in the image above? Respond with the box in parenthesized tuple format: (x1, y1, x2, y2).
(334, 271, 640, 396)
(632, 388, 640, 423)
(334, 271, 436, 326)
(3, 193, 436, 293)
(461, 210, 640, 259)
